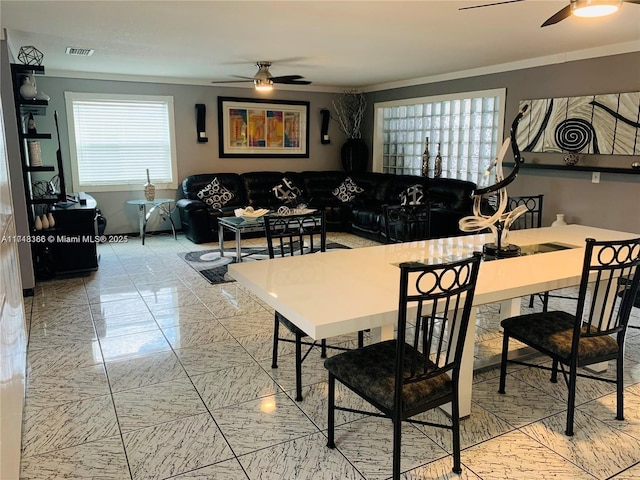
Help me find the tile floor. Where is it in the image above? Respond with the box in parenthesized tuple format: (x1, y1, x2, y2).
(19, 232, 640, 480)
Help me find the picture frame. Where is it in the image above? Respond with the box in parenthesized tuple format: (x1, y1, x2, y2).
(217, 96, 310, 158)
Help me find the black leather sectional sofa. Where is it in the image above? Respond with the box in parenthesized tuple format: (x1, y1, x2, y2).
(176, 171, 476, 244)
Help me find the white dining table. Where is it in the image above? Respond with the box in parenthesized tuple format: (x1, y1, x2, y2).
(228, 224, 638, 417)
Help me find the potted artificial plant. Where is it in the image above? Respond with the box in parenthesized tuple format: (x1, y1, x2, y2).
(332, 90, 367, 172)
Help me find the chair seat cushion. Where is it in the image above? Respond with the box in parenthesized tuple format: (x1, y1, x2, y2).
(324, 340, 452, 412)
(500, 311, 619, 362)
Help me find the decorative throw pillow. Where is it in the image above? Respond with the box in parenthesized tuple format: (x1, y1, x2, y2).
(272, 177, 302, 204)
(332, 177, 364, 203)
(197, 178, 235, 208)
(400, 184, 424, 206)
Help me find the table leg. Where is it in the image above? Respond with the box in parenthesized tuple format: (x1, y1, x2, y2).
(369, 324, 394, 343)
(137, 204, 146, 245)
(219, 223, 225, 257)
(441, 307, 477, 418)
(157, 202, 177, 240)
(235, 230, 242, 262)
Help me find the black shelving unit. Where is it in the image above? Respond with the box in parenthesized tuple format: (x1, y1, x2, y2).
(513, 162, 640, 175)
(10, 63, 64, 233)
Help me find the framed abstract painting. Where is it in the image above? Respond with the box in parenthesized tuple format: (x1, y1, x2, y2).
(217, 96, 309, 158)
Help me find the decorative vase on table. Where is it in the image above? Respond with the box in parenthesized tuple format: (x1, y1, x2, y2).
(144, 169, 156, 201)
(421, 137, 430, 177)
(434, 142, 443, 178)
(551, 214, 567, 227)
(341, 138, 368, 173)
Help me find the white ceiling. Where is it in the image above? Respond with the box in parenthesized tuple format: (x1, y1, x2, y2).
(1, 0, 639, 92)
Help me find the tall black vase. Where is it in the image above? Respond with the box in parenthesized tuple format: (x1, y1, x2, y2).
(341, 139, 368, 173)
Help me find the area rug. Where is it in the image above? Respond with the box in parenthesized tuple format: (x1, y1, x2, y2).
(178, 242, 350, 285)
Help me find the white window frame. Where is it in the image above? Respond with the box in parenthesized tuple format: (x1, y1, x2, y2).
(64, 92, 178, 192)
(372, 88, 506, 187)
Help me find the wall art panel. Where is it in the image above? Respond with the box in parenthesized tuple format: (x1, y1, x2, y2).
(517, 92, 640, 155)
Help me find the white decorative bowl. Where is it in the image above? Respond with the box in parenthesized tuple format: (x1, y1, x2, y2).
(234, 208, 269, 219)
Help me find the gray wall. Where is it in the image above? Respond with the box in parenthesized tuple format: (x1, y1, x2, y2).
(363, 52, 640, 233)
(34, 52, 640, 236)
(33, 77, 347, 234)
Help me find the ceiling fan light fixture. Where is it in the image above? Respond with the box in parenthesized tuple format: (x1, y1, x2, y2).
(571, 0, 621, 18)
(254, 78, 273, 91)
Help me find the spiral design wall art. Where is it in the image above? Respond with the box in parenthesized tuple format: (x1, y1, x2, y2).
(555, 118, 598, 153)
(516, 92, 640, 155)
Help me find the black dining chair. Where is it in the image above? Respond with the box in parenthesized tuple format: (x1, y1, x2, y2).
(325, 252, 483, 478)
(382, 203, 432, 244)
(499, 236, 640, 436)
(507, 195, 547, 308)
(264, 210, 363, 401)
(507, 194, 543, 231)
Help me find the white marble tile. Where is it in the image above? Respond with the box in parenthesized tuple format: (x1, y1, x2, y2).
(520, 409, 640, 479)
(269, 347, 332, 395)
(161, 318, 232, 349)
(22, 395, 119, 457)
(174, 339, 257, 376)
(113, 378, 207, 432)
(27, 319, 97, 350)
(239, 431, 364, 480)
(611, 462, 640, 479)
(25, 363, 110, 409)
(93, 310, 160, 339)
(143, 289, 203, 313)
(217, 309, 275, 338)
(512, 363, 618, 406)
(213, 393, 318, 455)
(90, 297, 150, 321)
(123, 413, 234, 480)
(472, 375, 566, 427)
(235, 331, 296, 362)
(462, 430, 589, 479)
(99, 330, 171, 362)
(20, 436, 130, 480)
(576, 390, 640, 442)
(192, 362, 281, 409)
(151, 303, 218, 329)
(29, 304, 92, 329)
(412, 402, 513, 451)
(331, 416, 447, 480)
(292, 380, 369, 430)
(170, 459, 249, 479)
(400, 455, 482, 480)
(106, 351, 188, 392)
(27, 342, 103, 375)
(86, 284, 143, 304)
(204, 295, 265, 319)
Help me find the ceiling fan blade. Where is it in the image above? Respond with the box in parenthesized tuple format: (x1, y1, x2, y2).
(623, 0, 640, 4)
(273, 78, 312, 85)
(459, 0, 524, 11)
(541, 4, 572, 27)
(271, 75, 304, 81)
(272, 74, 311, 85)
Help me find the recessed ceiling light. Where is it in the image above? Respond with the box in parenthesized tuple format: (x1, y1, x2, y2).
(65, 47, 94, 57)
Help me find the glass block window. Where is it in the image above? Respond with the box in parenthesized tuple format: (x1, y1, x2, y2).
(373, 89, 506, 187)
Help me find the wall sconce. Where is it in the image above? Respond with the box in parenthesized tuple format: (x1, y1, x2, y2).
(195, 104, 208, 143)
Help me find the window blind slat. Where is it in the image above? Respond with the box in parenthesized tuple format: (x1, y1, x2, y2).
(66, 93, 176, 190)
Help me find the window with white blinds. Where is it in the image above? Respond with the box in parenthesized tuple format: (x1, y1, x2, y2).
(65, 92, 177, 192)
(372, 89, 505, 187)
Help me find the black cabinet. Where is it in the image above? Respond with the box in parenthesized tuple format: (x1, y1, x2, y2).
(51, 194, 99, 275)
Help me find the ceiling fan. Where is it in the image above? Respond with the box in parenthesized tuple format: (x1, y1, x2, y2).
(213, 61, 311, 91)
(459, 0, 640, 27)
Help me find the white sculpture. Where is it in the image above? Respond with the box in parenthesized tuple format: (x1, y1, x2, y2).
(459, 106, 528, 258)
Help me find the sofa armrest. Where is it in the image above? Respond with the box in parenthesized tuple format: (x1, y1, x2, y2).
(176, 198, 216, 244)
